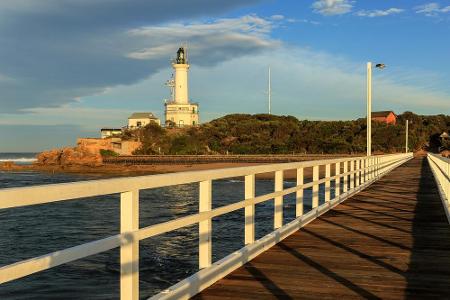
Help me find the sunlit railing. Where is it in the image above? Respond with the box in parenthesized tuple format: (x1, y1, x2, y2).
(427, 153, 450, 223)
(0, 153, 412, 300)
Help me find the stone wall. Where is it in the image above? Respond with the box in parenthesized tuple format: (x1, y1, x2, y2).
(77, 138, 141, 155)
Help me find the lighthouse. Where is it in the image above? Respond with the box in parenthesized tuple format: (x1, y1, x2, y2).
(164, 47, 199, 127)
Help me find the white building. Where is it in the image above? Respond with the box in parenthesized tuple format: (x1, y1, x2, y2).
(128, 112, 161, 129)
(100, 128, 122, 139)
(164, 47, 199, 127)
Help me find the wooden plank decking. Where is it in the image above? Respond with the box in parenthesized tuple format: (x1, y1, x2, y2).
(195, 157, 450, 299)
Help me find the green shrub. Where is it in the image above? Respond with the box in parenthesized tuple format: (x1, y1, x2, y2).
(100, 149, 119, 157)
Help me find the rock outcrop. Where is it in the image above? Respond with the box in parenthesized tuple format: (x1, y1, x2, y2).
(0, 161, 25, 171)
(36, 146, 103, 167)
(441, 150, 450, 158)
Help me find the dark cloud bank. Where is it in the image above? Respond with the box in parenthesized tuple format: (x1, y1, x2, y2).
(0, 0, 266, 112)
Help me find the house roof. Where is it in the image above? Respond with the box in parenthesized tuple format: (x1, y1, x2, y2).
(371, 111, 396, 118)
(101, 128, 122, 131)
(128, 112, 158, 119)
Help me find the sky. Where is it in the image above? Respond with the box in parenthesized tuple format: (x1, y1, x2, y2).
(0, 0, 449, 152)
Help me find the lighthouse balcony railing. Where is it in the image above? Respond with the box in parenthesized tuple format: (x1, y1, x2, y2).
(165, 100, 199, 105)
(0, 153, 412, 300)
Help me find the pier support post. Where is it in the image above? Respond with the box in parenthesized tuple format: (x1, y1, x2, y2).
(325, 164, 331, 202)
(343, 161, 348, 193)
(199, 180, 212, 269)
(364, 158, 368, 183)
(356, 160, 360, 187)
(120, 190, 139, 300)
(245, 175, 255, 244)
(274, 171, 284, 229)
(296, 168, 304, 217)
(312, 166, 319, 208)
(350, 160, 355, 190)
(335, 162, 341, 199)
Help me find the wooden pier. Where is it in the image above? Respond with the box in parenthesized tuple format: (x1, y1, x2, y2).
(2, 153, 449, 300)
(195, 157, 450, 299)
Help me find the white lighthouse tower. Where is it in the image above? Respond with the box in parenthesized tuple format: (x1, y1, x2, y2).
(164, 47, 199, 127)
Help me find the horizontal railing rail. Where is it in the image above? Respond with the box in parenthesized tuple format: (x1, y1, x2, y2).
(0, 153, 413, 300)
(427, 153, 450, 223)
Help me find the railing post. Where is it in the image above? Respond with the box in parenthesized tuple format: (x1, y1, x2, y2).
(370, 157, 374, 179)
(343, 161, 348, 193)
(364, 158, 368, 183)
(372, 157, 375, 179)
(376, 157, 380, 177)
(446, 159, 449, 200)
(120, 190, 139, 300)
(335, 162, 340, 199)
(325, 164, 330, 202)
(350, 160, 355, 190)
(199, 180, 212, 269)
(274, 170, 284, 229)
(296, 168, 304, 217)
(312, 166, 319, 208)
(245, 174, 255, 245)
(447, 161, 449, 200)
(356, 159, 360, 187)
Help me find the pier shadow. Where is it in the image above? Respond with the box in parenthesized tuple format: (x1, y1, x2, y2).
(243, 262, 293, 300)
(405, 157, 450, 297)
(277, 242, 381, 299)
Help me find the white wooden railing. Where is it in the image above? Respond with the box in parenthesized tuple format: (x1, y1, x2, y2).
(427, 153, 450, 223)
(0, 153, 412, 299)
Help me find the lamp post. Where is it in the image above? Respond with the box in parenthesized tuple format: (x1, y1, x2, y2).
(366, 62, 386, 156)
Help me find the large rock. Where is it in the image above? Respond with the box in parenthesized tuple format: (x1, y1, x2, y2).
(0, 161, 25, 171)
(441, 150, 450, 158)
(36, 146, 103, 167)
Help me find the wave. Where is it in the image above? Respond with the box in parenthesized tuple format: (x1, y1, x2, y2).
(0, 158, 37, 163)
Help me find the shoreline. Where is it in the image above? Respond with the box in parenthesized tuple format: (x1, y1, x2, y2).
(1, 162, 319, 180)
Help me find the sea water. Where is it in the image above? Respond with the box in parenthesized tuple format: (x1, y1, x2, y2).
(0, 152, 37, 165)
(0, 162, 329, 299)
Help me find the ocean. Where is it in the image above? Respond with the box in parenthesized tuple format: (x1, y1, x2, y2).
(0, 152, 37, 165)
(0, 153, 328, 299)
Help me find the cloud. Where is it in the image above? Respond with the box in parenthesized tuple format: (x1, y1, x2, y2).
(356, 8, 404, 18)
(126, 15, 279, 64)
(270, 14, 285, 21)
(0, 0, 264, 113)
(312, 0, 353, 16)
(415, 2, 450, 16)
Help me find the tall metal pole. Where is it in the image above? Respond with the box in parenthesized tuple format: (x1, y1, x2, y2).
(367, 62, 372, 156)
(268, 66, 271, 115)
(405, 119, 409, 153)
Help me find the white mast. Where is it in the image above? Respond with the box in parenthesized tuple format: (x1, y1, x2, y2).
(268, 66, 271, 115)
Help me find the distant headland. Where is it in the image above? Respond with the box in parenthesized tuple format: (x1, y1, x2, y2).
(1, 112, 449, 176)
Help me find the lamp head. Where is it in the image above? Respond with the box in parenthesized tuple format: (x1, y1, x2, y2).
(375, 63, 386, 69)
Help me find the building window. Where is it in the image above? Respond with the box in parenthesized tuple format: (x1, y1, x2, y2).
(193, 121, 196, 125)
(136, 121, 142, 127)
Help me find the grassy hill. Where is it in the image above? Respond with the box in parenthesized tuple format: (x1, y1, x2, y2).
(127, 112, 450, 155)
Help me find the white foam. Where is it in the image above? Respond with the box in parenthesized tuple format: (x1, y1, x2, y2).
(0, 158, 37, 163)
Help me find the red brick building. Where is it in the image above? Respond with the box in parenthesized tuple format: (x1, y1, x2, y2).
(371, 111, 397, 125)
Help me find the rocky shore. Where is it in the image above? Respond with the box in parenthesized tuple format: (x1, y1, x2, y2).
(1, 147, 447, 180)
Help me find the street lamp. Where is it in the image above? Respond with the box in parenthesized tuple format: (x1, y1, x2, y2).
(366, 62, 386, 156)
